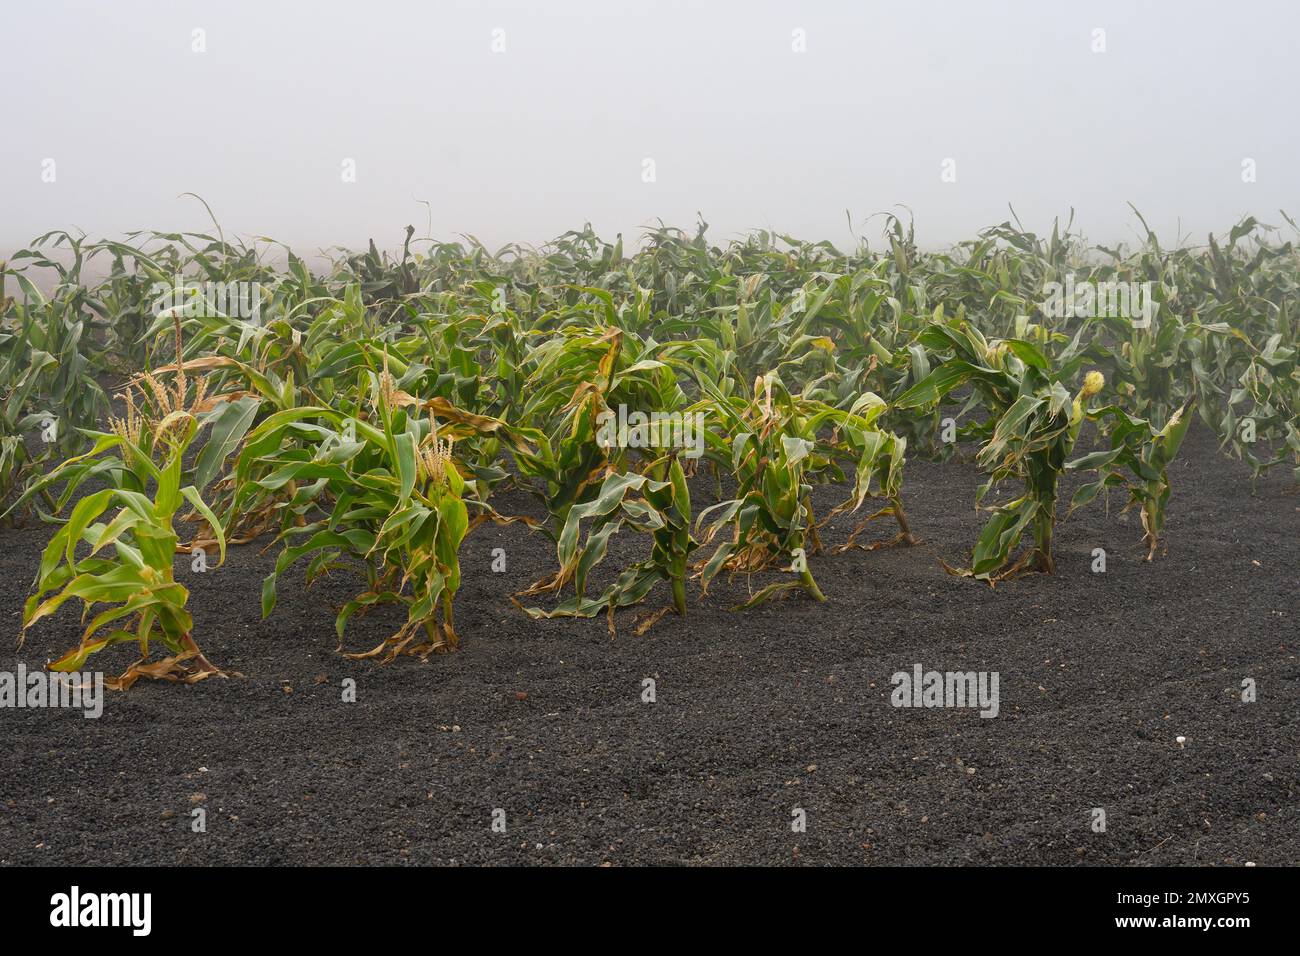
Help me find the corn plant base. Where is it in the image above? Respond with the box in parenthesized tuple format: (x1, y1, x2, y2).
(342, 623, 459, 662)
(105, 638, 233, 692)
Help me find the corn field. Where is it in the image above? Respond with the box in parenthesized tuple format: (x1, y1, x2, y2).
(2, 211, 1296, 688)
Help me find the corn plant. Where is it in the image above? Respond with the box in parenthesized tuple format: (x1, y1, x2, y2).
(0, 314, 55, 520)
(895, 321, 1102, 579)
(516, 455, 694, 630)
(1, 255, 108, 499)
(821, 391, 914, 551)
(690, 371, 912, 605)
(692, 383, 822, 604)
(247, 356, 525, 659)
(1066, 401, 1194, 559)
(20, 369, 227, 688)
(510, 323, 687, 585)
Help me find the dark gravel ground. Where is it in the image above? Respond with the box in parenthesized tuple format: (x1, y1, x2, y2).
(1, 425, 1296, 866)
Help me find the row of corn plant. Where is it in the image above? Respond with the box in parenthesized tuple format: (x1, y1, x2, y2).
(6, 209, 1293, 687)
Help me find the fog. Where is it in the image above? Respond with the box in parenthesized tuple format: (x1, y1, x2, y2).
(4, 0, 1298, 258)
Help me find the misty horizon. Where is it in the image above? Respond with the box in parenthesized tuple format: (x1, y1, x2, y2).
(4, 0, 1298, 261)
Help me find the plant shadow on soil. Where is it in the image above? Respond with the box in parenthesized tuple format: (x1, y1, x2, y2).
(0, 424, 1296, 866)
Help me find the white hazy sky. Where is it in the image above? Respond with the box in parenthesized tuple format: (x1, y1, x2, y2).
(3, 0, 1298, 256)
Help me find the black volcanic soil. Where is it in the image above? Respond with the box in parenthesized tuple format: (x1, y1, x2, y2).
(1, 425, 1296, 866)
